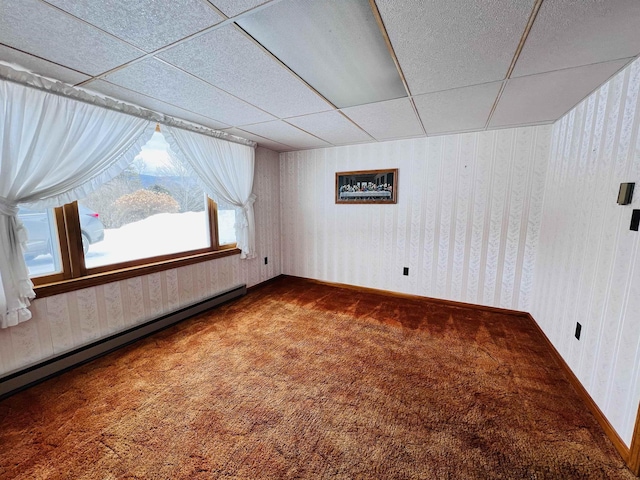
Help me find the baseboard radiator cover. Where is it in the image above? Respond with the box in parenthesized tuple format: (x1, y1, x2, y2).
(0, 284, 246, 400)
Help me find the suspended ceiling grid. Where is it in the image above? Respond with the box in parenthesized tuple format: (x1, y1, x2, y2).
(1, 0, 639, 152)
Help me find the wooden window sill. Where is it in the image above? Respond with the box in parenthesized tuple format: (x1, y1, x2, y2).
(34, 248, 241, 298)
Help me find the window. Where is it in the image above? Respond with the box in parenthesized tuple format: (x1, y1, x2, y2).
(81, 132, 213, 269)
(19, 207, 62, 277)
(216, 204, 237, 246)
(22, 132, 239, 294)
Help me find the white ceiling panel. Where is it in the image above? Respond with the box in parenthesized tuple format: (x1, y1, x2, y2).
(222, 127, 293, 152)
(490, 59, 631, 128)
(44, 0, 223, 53)
(0, 0, 142, 76)
(341, 98, 423, 141)
(285, 111, 372, 145)
(159, 25, 331, 118)
(0, 45, 90, 85)
(376, 0, 534, 95)
(239, 120, 331, 150)
(513, 0, 640, 78)
(414, 82, 502, 135)
(237, 0, 406, 108)
(86, 80, 230, 130)
(102, 58, 275, 126)
(211, 0, 271, 18)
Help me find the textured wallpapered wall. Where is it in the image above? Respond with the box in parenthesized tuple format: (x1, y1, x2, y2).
(531, 57, 640, 446)
(280, 125, 551, 311)
(0, 147, 281, 376)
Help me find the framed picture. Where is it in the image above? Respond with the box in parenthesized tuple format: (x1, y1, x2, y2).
(335, 169, 398, 204)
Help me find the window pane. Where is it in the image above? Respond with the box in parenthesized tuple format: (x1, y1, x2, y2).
(19, 208, 62, 277)
(81, 132, 210, 269)
(217, 206, 236, 245)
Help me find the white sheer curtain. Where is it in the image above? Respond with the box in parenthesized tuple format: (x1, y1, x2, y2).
(0, 79, 155, 328)
(163, 126, 257, 259)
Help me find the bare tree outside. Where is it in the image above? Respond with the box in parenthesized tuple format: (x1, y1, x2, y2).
(155, 154, 205, 213)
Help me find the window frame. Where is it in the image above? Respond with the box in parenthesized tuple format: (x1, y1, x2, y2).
(31, 198, 239, 298)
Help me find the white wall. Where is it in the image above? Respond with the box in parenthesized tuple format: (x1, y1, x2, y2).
(531, 57, 640, 446)
(248, 147, 282, 286)
(280, 126, 551, 311)
(0, 146, 281, 376)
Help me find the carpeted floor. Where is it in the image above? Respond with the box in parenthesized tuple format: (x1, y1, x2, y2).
(0, 276, 635, 479)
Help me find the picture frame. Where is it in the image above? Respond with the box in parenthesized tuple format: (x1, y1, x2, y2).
(335, 169, 398, 204)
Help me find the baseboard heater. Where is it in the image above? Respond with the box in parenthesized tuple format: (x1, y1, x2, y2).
(0, 284, 246, 400)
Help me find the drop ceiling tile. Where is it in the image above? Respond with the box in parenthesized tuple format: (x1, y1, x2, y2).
(104, 58, 275, 126)
(222, 127, 292, 152)
(86, 80, 230, 130)
(414, 82, 502, 135)
(237, 0, 406, 108)
(490, 59, 630, 128)
(159, 25, 331, 118)
(513, 0, 640, 78)
(375, 0, 534, 95)
(0, 45, 90, 85)
(44, 0, 222, 53)
(239, 120, 331, 150)
(211, 0, 270, 17)
(341, 98, 423, 141)
(0, 0, 141, 75)
(285, 111, 372, 145)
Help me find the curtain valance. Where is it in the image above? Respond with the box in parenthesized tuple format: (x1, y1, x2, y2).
(0, 64, 257, 149)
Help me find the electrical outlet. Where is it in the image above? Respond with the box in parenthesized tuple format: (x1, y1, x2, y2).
(264, 257, 268, 265)
(403, 267, 409, 276)
(575, 322, 582, 340)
